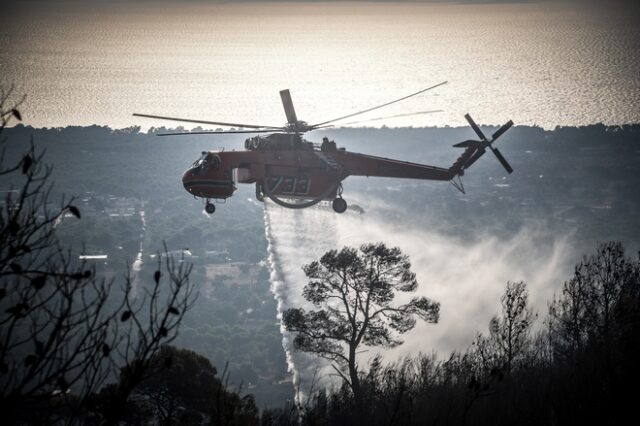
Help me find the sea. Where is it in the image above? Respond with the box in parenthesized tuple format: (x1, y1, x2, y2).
(1, 1, 639, 130)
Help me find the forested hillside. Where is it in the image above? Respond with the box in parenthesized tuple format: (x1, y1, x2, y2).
(2, 122, 639, 422)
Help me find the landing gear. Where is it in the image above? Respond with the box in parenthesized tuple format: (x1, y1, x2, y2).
(205, 202, 216, 214)
(332, 197, 347, 214)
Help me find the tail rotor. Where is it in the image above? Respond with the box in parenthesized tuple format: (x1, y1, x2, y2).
(461, 114, 514, 174)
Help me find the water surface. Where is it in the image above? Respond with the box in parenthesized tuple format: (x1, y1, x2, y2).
(2, 1, 639, 129)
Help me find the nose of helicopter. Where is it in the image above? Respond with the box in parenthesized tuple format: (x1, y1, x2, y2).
(182, 168, 194, 192)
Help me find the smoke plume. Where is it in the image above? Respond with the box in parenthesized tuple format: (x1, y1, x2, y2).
(264, 193, 574, 398)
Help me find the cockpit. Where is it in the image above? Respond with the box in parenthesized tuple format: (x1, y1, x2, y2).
(191, 151, 220, 175)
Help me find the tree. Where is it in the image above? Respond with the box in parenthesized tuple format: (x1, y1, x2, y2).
(283, 242, 440, 402)
(123, 345, 259, 425)
(545, 243, 640, 426)
(461, 282, 535, 425)
(547, 268, 591, 359)
(487, 281, 535, 374)
(0, 92, 195, 424)
(548, 242, 637, 361)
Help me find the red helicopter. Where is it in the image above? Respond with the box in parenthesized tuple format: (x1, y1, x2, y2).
(133, 82, 514, 214)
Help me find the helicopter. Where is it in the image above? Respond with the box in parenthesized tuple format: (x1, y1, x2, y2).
(133, 82, 514, 214)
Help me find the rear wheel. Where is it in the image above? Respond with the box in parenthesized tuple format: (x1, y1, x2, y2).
(205, 203, 216, 214)
(332, 198, 347, 214)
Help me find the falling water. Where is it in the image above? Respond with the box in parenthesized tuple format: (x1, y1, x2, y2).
(131, 207, 146, 297)
(263, 201, 343, 402)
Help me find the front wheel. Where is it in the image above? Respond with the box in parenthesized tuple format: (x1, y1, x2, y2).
(205, 203, 216, 214)
(332, 198, 347, 214)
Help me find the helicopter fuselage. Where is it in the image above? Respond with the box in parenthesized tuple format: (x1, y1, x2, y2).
(181, 133, 455, 209)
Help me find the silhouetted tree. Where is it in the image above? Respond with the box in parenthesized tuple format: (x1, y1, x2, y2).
(0, 93, 195, 424)
(548, 242, 636, 361)
(488, 281, 535, 374)
(137, 345, 217, 422)
(125, 345, 259, 425)
(547, 267, 591, 359)
(283, 242, 439, 403)
(546, 242, 640, 425)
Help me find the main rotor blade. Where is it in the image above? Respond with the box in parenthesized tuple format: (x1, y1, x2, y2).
(279, 90, 298, 125)
(341, 110, 443, 126)
(305, 125, 334, 130)
(310, 81, 448, 128)
(157, 130, 280, 136)
(133, 113, 282, 130)
(491, 120, 514, 140)
(464, 113, 487, 142)
(489, 147, 514, 174)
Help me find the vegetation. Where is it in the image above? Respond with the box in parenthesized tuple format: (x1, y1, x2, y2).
(283, 243, 439, 403)
(2, 102, 640, 422)
(270, 241, 640, 426)
(93, 345, 259, 425)
(0, 95, 257, 424)
(2, 122, 291, 408)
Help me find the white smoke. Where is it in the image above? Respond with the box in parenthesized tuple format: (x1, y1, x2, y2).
(264, 194, 575, 397)
(333, 212, 573, 360)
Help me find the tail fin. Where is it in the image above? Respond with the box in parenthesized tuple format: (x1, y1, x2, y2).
(449, 140, 484, 176)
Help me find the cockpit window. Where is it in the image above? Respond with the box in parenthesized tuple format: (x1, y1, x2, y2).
(210, 154, 221, 170)
(192, 153, 209, 175)
(193, 152, 208, 168)
(192, 153, 221, 175)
